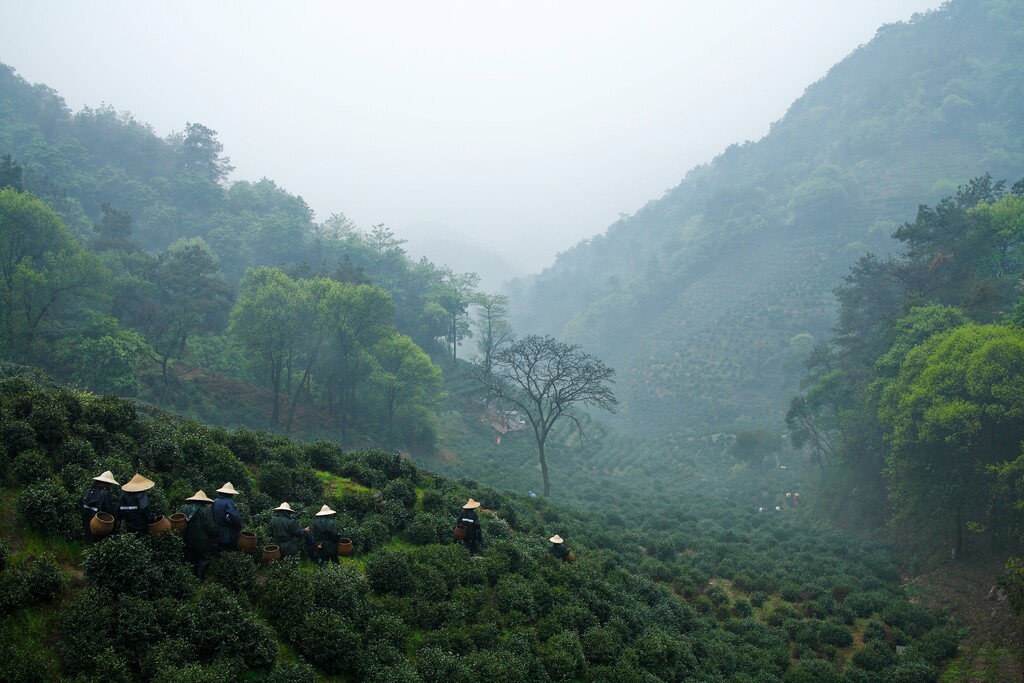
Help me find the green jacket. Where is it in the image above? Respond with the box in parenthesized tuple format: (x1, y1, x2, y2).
(312, 517, 341, 544)
(270, 512, 304, 557)
(182, 503, 217, 556)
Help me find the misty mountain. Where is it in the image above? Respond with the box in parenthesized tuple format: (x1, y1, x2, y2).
(401, 221, 524, 293)
(506, 0, 1024, 437)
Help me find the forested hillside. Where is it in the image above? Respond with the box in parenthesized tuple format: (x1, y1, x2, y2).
(0, 63, 510, 450)
(0, 366, 969, 681)
(507, 0, 1024, 437)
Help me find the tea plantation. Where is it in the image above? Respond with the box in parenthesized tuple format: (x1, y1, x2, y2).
(0, 364, 959, 681)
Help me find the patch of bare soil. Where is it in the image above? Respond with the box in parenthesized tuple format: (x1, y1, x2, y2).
(903, 558, 1023, 681)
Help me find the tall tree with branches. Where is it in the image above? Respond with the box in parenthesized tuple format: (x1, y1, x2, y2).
(471, 334, 616, 497)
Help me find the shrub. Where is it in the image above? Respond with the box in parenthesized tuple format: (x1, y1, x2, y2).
(58, 587, 116, 677)
(266, 660, 318, 683)
(299, 609, 361, 675)
(209, 550, 256, 595)
(189, 583, 277, 670)
(785, 657, 841, 683)
(309, 565, 370, 624)
(583, 626, 622, 665)
(18, 477, 79, 540)
(83, 534, 161, 598)
(883, 659, 939, 683)
(11, 449, 52, 486)
(0, 634, 54, 683)
(305, 440, 344, 471)
(495, 574, 536, 619)
(881, 599, 936, 639)
(366, 548, 413, 596)
(862, 619, 888, 643)
(406, 511, 452, 545)
(851, 640, 896, 672)
(141, 637, 196, 680)
(415, 647, 473, 683)
(819, 620, 854, 647)
(542, 630, 585, 682)
(261, 571, 314, 642)
(383, 478, 417, 508)
(908, 626, 959, 664)
(113, 594, 164, 666)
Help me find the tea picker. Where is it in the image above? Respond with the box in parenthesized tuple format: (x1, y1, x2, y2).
(269, 502, 305, 559)
(118, 473, 157, 535)
(548, 534, 574, 562)
(213, 482, 243, 552)
(454, 498, 483, 554)
(81, 470, 119, 542)
(311, 504, 342, 568)
(181, 490, 218, 580)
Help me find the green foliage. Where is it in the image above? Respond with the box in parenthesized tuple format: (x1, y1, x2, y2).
(82, 533, 161, 598)
(208, 550, 256, 594)
(0, 553, 66, 613)
(299, 609, 361, 675)
(188, 583, 276, 669)
(17, 477, 79, 540)
(366, 547, 413, 596)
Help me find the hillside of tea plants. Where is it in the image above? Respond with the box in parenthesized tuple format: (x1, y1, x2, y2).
(0, 364, 967, 682)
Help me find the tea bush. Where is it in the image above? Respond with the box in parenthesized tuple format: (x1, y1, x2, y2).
(18, 477, 79, 540)
(0, 553, 66, 612)
(299, 608, 361, 675)
(415, 646, 474, 683)
(208, 549, 256, 595)
(83, 534, 161, 598)
(366, 547, 413, 596)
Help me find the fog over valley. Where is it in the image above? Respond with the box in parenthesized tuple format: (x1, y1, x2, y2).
(5, 0, 940, 277)
(3, 1, 1024, 681)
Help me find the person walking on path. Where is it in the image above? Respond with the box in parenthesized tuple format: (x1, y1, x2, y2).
(118, 473, 157, 535)
(548, 534, 573, 562)
(181, 490, 218, 580)
(269, 502, 305, 559)
(454, 498, 483, 554)
(81, 470, 119, 542)
(212, 482, 243, 552)
(311, 504, 342, 568)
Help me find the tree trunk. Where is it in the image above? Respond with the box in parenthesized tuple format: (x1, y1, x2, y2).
(539, 441, 550, 498)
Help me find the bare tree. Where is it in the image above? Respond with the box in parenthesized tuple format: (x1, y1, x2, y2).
(471, 334, 616, 496)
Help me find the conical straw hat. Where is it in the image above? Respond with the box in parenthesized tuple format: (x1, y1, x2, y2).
(274, 502, 295, 513)
(549, 535, 564, 544)
(122, 473, 154, 492)
(463, 498, 481, 509)
(92, 470, 119, 486)
(216, 482, 239, 495)
(186, 490, 214, 503)
(315, 504, 336, 516)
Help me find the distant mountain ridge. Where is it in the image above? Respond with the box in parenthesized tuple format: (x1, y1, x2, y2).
(506, 0, 1024, 436)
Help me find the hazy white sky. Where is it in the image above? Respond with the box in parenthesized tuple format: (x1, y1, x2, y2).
(4, 1, 942, 276)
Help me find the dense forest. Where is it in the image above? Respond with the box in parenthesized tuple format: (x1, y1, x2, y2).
(3, 0, 1024, 680)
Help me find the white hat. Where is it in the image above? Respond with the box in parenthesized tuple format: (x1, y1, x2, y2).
(549, 535, 564, 544)
(216, 482, 239, 495)
(92, 470, 119, 486)
(274, 502, 295, 513)
(315, 504, 336, 516)
(463, 498, 481, 509)
(122, 473, 155, 492)
(186, 490, 214, 503)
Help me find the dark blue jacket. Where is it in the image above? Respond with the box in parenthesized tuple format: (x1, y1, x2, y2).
(117, 491, 155, 534)
(213, 495, 242, 545)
